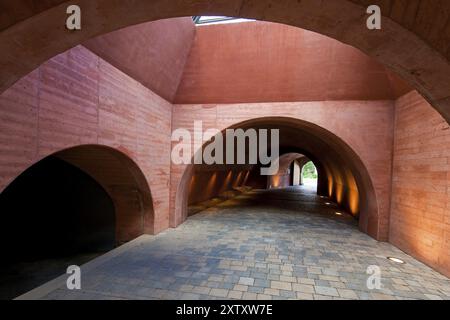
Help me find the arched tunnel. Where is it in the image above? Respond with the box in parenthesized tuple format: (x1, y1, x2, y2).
(177, 117, 378, 238)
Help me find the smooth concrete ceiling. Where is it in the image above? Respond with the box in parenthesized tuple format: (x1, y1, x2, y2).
(84, 17, 196, 102)
(174, 21, 411, 104)
(83, 18, 411, 104)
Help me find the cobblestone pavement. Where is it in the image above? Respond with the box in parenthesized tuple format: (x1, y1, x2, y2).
(40, 187, 450, 300)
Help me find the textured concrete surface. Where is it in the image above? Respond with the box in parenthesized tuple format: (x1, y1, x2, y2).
(84, 18, 195, 102)
(0, 45, 172, 235)
(390, 91, 450, 278)
(175, 21, 410, 104)
(36, 187, 450, 300)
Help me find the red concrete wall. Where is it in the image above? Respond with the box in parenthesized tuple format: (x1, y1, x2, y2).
(0, 45, 173, 234)
(391, 91, 450, 277)
(188, 167, 251, 205)
(175, 21, 410, 104)
(84, 18, 196, 102)
(268, 154, 308, 189)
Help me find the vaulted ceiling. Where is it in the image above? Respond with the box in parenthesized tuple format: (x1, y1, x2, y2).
(83, 18, 411, 104)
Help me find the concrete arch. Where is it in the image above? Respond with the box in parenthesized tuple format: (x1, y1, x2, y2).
(173, 116, 379, 239)
(1, 1, 450, 122)
(268, 153, 312, 188)
(297, 157, 314, 186)
(1, 144, 154, 243)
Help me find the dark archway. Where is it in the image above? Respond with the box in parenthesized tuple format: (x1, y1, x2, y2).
(0, 144, 154, 299)
(53, 145, 155, 241)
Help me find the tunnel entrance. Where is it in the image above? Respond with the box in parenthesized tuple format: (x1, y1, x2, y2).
(174, 117, 378, 239)
(0, 145, 154, 300)
(300, 161, 318, 190)
(0, 156, 115, 300)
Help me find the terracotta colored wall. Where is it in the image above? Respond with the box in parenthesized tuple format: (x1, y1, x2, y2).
(170, 101, 394, 240)
(0, 45, 172, 234)
(268, 154, 310, 189)
(84, 17, 196, 102)
(188, 167, 251, 205)
(391, 91, 450, 278)
(175, 21, 410, 104)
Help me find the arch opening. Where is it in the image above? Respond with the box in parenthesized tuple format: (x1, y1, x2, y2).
(174, 117, 377, 238)
(300, 160, 318, 190)
(0, 144, 154, 299)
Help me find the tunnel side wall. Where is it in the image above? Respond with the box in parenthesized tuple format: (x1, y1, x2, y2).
(188, 168, 251, 205)
(391, 91, 450, 278)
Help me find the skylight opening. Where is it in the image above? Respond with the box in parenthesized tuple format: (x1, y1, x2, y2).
(193, 16, 254, 26)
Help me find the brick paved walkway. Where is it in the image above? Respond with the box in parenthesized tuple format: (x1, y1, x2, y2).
(30, 187, 450, 300)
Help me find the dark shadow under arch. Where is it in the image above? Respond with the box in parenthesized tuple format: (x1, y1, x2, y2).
(0, 144, 154, 299)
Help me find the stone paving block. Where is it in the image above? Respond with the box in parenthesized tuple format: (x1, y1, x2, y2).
(337, 289, 358, 299)
(292, 283, 315, 294)
(308, 267, 322, 275)
(279, 290, 296, 298)
(204, 281, 221, 289)
(220, 282, 235, 290)
(280, 275, 296, 283)
(329, 281, 346, 289)
(267, 274, 280, 281)
(251, 272, 268, 280)
(208, 275, 224, 282)
(297, 277, 315, 285)
(239, 277, 255, 286)
(242, 292, 258, 300)
(179, 285, 194, 292)
(297, 292, 314, 300)
(191, 286, 211, 295)
(314, 286, 339, 297)
(233, 284, 248, 292)
(254, 279, 270, 288)
(248, 286, 264, 294)
(319, 275, 341, 282)
(210, 288, 229, 298)
(264, 288, 280, 296)
(228, 290, 243, 299)
(271, 281, 292, 291)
